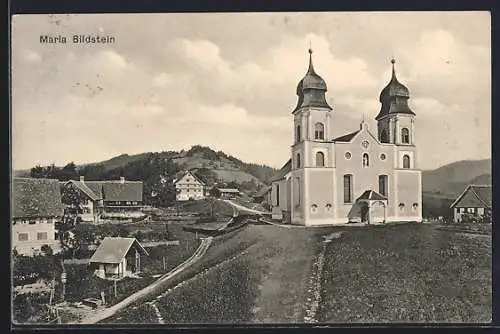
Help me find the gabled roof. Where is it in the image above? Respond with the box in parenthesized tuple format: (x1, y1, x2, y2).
(357, 190, 387, 201)
(332, 130, 360, 142)
(66, 180, 143, 202)
(269, 159, 292, 182)
(12, 178, 64, 218)
(89, 237, 149, 264)
(174, 170, 205, 186)
(218, 188, 240, 193)
(450, 184, 492, 209)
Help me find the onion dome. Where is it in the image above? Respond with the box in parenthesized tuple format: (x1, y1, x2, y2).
(293, 48, 332, 113)
(375, 59, 415, 120)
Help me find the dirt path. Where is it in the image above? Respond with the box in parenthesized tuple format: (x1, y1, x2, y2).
(78, 237, 213, 324)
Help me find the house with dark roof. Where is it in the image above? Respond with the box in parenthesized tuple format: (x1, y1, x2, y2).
(174, 170, 206, 201)
(89, 237, 149, 279)
(450, 184, 492, 223)
(61, 176, 144, 223)
(12, 178, 64, 256)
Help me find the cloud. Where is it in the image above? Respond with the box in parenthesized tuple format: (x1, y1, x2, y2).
(24, 51, 42, 63)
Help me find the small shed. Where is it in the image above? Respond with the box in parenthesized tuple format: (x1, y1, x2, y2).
(89, 237, 149, 279)
(218, 188, 241, 199)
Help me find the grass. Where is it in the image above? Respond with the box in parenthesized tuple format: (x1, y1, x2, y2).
(317, 224, 491, 323)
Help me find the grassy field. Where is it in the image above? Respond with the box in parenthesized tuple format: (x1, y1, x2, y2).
(101, 223, 491, 324)
(317, 223, 491, 323)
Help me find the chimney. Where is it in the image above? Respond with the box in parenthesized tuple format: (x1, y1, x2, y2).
(80, 176, 85, 182)
(120, 176, 125, 183)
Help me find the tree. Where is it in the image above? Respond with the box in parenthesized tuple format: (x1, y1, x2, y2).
(209, 187, 221, 198)
(59, 185, 85, 251)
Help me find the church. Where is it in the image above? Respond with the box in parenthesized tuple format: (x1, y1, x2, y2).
(269, 49, 422, 226)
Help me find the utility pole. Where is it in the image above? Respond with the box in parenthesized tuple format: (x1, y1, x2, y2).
(61, 271, 67, 303)
(163, 256, 166, 271)
(114, 279, 117, 299)
(101, 291, 106, 306)
(49, 278, 55, 306)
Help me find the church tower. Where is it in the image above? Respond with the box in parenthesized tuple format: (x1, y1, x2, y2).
(290, 48, 333, 224)
(376, 59, 416, 147)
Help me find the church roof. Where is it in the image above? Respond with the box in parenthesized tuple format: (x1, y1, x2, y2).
(293, 49, 332, 113)
(376, 59, 415, 120)
(332, 130, 360, 142)
(269, 159, 292, 182)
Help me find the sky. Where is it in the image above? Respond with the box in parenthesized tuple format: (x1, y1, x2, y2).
(11, 12, 491, 171)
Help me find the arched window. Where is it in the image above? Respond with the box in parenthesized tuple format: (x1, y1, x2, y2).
(296, 125, 301, 143)
(311, 204, 318, 213)
(343, 174, 353, 203)
(412, 203, 418, 213)
(325, 204, 332, 212)
(403, 154, 410, 169)
(380, 129, 389, 143)
(314, 123, 325, 140)
(399, 203, 405, 213)
(316, 152, 325, 167)
(378, 175, 388, 197)
(363, 153, 370, 167)
(401, 128, 410, 144)
(296, 153, 301, 169)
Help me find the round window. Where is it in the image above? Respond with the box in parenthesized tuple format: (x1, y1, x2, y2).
(380, 153, 386, 161)
(345, 152, 352, 160)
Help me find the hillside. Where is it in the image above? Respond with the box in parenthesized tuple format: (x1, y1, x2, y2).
(422, 159, 491, 197)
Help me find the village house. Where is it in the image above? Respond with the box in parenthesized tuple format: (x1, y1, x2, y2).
(218, 188, 241, 200)
(61, 176, 144, 223)
(270, 50, 422, 226)
(174, 170, 206, 201)
(450, 184, 492, 223)
(12, 178, 64, 256)
(89, 237, 149, 279)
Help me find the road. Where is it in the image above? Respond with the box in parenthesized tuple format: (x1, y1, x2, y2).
(221, 199, 271, 216)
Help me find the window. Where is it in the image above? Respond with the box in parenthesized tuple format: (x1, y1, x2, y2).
(401, 128, 410, 144)
(314, 123, 325, 140)
(399, 203, 405, 212)
(296, 125, 301, 143)
(345, 152, 352, 160)
(412, 203, 419, 213)
(276, 184, 280, 207)
(37, 232, 48, 240)
(316, 152, 325, 167)
(380, 153, 386, 161)
(459, 208, 465, 213)
(403, 155, 411, 169)
(467, 208, 475, 213)
(380, 129, 389, 143)
(343, 174, 353, 203)
(18, 233, 29, 241)
(378, 175, 388, 197)
(311, 204, 318, 213)
(296, 153, 301, 169)
(325, 204, 332, 212)
(363, 153, 370, 167)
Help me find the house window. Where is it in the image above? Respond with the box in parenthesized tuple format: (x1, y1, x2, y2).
(18, 233, 29, 241)
(467, 208, 475, 214)
(296, 125, 301, 143)
(399, 203, 405, 213)
(401, 128, 410, 144)
(275, 184, 280, 207)
(311, 204, 318, 213)
(29, 220, 37, 225)
(380, 129, 389, 143)
(380, 153, 386, 161)
(363, 153, 370, 167)
(314, 123, 325, 140)
(325, 204, 332, 212)
(412, 203, 419, 213)
(316, 152, 325, 167)
(459, 208, 465, 213)
(345, 152, 352, 160)
(403, 155, 411, 169)
(343, 174, 353, 204)
(37, 232, 48, 240)
(378, 175, 388, 197)
(296, 153, 301, 169)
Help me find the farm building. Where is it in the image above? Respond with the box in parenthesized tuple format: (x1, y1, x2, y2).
(61, 176, 144, 223)
(450, 184, 492, 223)
(12, 178, 64, 256)
(174, 170, 206, 201)
(89, 237, 149, 279)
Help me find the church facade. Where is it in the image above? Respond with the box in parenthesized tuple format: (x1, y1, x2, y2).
(270, 49, 422, 226)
